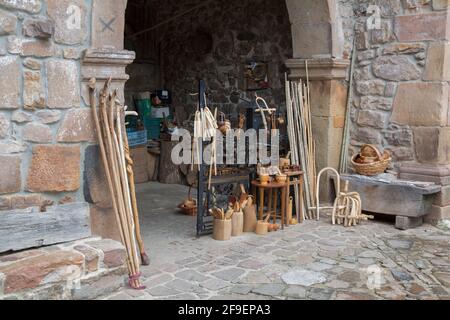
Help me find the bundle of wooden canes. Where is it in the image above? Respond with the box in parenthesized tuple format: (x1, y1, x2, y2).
(285, 66, 317, 221)
(88, 78, 148, 290)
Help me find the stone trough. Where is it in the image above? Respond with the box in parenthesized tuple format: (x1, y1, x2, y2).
(332, 174, 441, 230)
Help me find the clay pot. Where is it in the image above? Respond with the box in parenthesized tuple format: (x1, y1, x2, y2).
(213, 219, 232, 241)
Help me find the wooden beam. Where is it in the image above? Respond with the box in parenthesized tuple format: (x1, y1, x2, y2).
(0, 203, 91, 253)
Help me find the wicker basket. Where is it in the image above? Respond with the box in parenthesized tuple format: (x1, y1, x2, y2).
(177, 187, 197, 216)
(178, 204, 197, 216)
(352, 144, 392, 176)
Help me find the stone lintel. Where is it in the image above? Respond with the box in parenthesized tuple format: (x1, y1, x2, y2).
(285, 58, 350, 81)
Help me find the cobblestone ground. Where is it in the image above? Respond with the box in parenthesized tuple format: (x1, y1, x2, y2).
(104, 183, 450, 300)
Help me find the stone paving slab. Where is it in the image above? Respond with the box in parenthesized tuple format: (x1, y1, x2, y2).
(103, 183, 450, 301)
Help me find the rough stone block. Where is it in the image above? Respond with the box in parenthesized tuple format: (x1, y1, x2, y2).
(353, 127, 383, 145)
(72, 268, 126, 300)
(395, 12, 449, 41)
(0, 113, 9, 138)
(433, 0, 450, 10)
(0, 251, 84, 295)
(434, 185, 450, 207)
(22, 18, 54, 39)
(0, 196, 11, 210)
(7, 35, 22, 54)
(74, 245, 99, 273)
(391, 83, 448, 126)
(22, 123, 52, 143)
(57, 109, 96, 143)
(356, 80, 386, 96)
(84, 146, 112, 209)
(413, 127, 450, 164)
(92, 0, 127, 50)
(0, 0, 41, 13)
(86, 239, 126, 269)
(63, 48, 80, 60)
(0, 9, 17, 35)
(10, 194, 44, 210)
(386, 147, 415, 161)
(47, 0, 87, 45)
(0, 141, 27, 155)
(21, 40, 54, 57)
(35, 110, 61, 124)
(360, 96, 393, 111)
(371, 20, 395, 44)
(0, 155, 21, 195)
(395, 216, 424, 230)
(357, 110, 388, 129)
(27, 145, 81, 193)
(23, 70, 45, 109)
(373, 56, 421, 81)
(23, 58, 41, 70)
(11, 111, 33, 123)
(46, 60, 80, 109)
(424, 43, 450, 81)
(0, 56, 20, 109)
(89, 206, 121, 242)
(426, 205, 450, 224)
(383, 43, 426, 55)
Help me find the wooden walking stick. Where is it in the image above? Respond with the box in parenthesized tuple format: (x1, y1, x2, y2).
(90, 78, 143, 289)
(123, 112, 150, 266)
(104, 86, 141, 289)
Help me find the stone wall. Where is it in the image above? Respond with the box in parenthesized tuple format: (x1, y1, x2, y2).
(0, 0, 95, 211)
(0, 237, 127, 300)
(344, 0, 450, 221)
(141, 0, 293, 124)
(345, 0, 449, 172)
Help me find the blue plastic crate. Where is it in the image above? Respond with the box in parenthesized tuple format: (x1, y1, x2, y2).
(127, 130, 147, 147)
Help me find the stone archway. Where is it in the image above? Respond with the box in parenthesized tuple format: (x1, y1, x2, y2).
(286, 0, 344, 59)
(285, 0, 350, 175)
(83, 0, 349, 237)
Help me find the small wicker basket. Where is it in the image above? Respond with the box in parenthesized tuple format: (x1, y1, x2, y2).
(178, 187, 197, 216)
(352, 144, 392, 176)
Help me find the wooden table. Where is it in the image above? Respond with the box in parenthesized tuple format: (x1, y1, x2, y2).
(251, 180, 288, 230)
(283, 171, 305, 224)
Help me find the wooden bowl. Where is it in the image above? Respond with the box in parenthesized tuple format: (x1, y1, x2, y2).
(259, 174, 270, 185)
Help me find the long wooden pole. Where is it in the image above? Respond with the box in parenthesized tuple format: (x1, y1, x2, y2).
(123, 126, 150, 266)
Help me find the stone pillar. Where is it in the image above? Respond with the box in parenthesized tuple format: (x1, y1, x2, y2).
(286, 58, 350, 200)
(83, 0, 135, 240)
(395, 10, 450, 224)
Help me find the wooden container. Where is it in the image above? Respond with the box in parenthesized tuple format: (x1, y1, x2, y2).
(276, 174, 287, 183)
(287, 196, 293, 225)
(243, 205, 257, 232)
(259, 174, 270, 185)
(255, 214, 271, 236)
(231, 211, 244, 237)
(213, 219, 232, 241)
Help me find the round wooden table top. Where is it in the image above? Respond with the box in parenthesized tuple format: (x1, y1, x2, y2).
(251, 180, 288, 189)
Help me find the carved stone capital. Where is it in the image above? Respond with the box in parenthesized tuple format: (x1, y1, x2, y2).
(285, 58, 350, 81)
